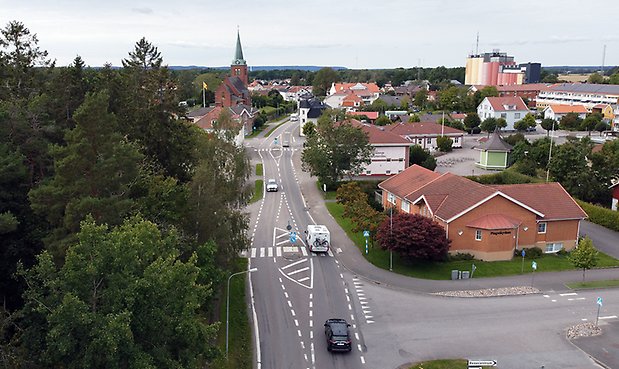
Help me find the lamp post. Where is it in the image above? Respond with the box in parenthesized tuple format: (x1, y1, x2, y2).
(226, 267, 258, 358)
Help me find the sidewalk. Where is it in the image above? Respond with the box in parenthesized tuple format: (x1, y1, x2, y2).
(292, 151, 619, 294)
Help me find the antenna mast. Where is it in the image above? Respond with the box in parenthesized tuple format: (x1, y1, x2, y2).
(476, 32, 479, 54)
(601, 44, 607, 74)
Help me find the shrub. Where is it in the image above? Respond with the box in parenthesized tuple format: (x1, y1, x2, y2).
(449, 252, 475, 261)
(576, 200, 619, 232)
(467, 170, 539, 185)
(525, 247, 543, 259)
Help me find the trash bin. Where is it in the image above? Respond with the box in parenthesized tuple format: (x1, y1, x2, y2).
(461, 271, 470, 279)
(451, 270, 459, 280)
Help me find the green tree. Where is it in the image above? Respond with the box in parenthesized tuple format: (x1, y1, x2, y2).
(609, 72, 619, 85)
(580, 113, 602, 135)
(480, 117, 498, 136)
(436, 136, 453, 152)
(312, 67, 338, 97)
(569, 236, 598, 281)
(301, 113, 373, 188)
(594, 120, 609, 135)
(408, 114, 420, 122)
(375, 115, 391, 126)
(514, 119, 530, 132)
(560, 112, 583, 131)
(303, 121, 316, 137)
(540, 118, 557, 136)
(496, 118, 508, 130)
(463, 113, 481, 132)
(587, 73, 605, 84)
(29, 91, 143, 259)
(17, 216, 218, 368)
(548, 139, 603, 202)
(413, 89, 427, 110)
(409, 145, 436, 170)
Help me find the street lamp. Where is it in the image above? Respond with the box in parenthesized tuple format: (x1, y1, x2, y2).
(226, 267, 258, 358)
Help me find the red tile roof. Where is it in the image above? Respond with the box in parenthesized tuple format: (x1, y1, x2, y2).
(348, 119, 410, 145)
(348, 111, 379, 120)
(546, 104, 589, 114)
(491, 183, 587, 220)
(485, 96, 529, 112)
(378, 164, 441, 200)
(466, 214, 521, 230)
(387, 122, 465, 136)
(333, 82, 380, 94)
(380, 167, 587, 223)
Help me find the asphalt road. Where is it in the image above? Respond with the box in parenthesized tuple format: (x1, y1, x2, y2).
(246, 121, 366, 369)
(244, 120, 619, 369)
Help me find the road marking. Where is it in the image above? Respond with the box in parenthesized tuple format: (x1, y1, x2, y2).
(251, 248, 257, 258)
(358, 296, 367, 300)
(300, 247, 308, 256)
(283, 246, 297, 252)
(294, 319, 299, 326)
(355, 332, 360, 340)
(288, 301, 292, 308)
(345, 288, 349, 294)
(328, 249, 334, 257)
(560, 293, 578, 296)
(276, 247, 282, 257)
(310, 320, 313, 328)
(267, 247, 273, 257)
(552, 299, 557, 302)
(340, 273, 344, 279)
(291, 309, 296, 317)
(298, 330, 302, 337)
(360, 356, 365, 364)
(275, 239, 289, 246)
(288, 267, 310, 276)
(282, 258, 307, 270)
(366, 320, 374, 324)
(600, 315, 618, 320)
(309, 310, 313, 317)
(309, 301, 313, 308)
(298, 277, 310, 282)
(568, 297, 586, 301)
(350, 314, 355, 321)
(543, 295, 550, 298)
(348, 304, 352, 310)
(346, 295, 350, 302)
(260, 248, 265, 258)
(357, 344, 362, 352)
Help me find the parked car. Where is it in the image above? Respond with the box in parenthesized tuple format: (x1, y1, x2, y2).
(324, 318, 352, 352)
(266, 179, 278, 192)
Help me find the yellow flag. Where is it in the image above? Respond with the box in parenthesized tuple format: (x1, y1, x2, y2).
(203, 82, 208, 90)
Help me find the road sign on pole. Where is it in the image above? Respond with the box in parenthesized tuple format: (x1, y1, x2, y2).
(363, 230, 370, 237)
(597, 297, 603, 306)
(468, 360, 497, 367)
(290, 231, 297, 244)
(363, 230, 369, 254)
(532, 261, 537, 270)
(596, 297, 603, 326)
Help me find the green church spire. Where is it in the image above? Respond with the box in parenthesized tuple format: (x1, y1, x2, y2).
(232, 29, 246, 65)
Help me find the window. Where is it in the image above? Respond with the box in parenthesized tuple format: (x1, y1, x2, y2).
(500, 113, 507, 119)
(398, 158, 403, 161)
(387, 193, 396, 205)
(427, 138, 431, 144)
(401, 201, 410, 213)
(514, 113, 521, 119)
(454, 137, 459, 143)
(545, 242, 563, 253)
(386, 170, 391, 174)
(537, 222, 547, 234)
(475, 229, 482, 241)
(386, 158, 391, 162)
(366, 170, 371, 175)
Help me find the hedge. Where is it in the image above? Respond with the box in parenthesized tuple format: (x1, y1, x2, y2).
(466, 170, 541, 185)
(576, 200, 619, 232)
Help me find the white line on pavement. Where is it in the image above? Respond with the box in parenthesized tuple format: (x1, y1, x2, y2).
(288, 267, 310, 276)
(281, 258, 307, 270)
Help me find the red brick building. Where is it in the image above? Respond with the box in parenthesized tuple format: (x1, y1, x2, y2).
(379, 165, 587, 261)
(215, 31, 251, 108)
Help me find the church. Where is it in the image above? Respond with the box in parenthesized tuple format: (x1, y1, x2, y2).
(215, 31, 252, 107)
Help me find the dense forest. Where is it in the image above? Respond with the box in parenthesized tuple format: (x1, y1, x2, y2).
(0, 21, 251, 368)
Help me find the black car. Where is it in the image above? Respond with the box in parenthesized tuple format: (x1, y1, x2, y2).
(324, 318, 352, 352)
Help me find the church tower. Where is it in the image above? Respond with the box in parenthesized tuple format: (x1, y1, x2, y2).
(231, 30, 248, 86)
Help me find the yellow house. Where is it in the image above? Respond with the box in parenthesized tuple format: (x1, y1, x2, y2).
(591, 104, 615, 121)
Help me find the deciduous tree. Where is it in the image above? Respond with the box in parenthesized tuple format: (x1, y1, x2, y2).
(376, 213, 450, 261)
(569, 236, 598, 281)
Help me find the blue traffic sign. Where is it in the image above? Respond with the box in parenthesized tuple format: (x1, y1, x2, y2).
(597, 297, 603, 306)
(363, 230, 370, 238)
(521, 249, 526, 257)
(290, 231, 297, 244)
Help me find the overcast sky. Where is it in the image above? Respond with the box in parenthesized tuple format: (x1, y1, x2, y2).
(1, 0, 617, 70)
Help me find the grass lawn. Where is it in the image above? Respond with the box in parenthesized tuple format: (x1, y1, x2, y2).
(408, 359, 469, 369)
(211, 258, 252, 369)
(249, 180, 263, 204)
(567, 279, 619, 289)
(255, 163, 263, 176)
(315, 182, 336, 200)
(325, 202, 619, 280)
(264, 120, 287, 138)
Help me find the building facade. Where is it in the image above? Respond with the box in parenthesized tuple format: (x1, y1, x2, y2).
(536, 83, 619, 110)
(379, 165, 587, 261)
(465, 51, 540, 86)
(215, 31, 251, 108)
(477, 96, 530, 131)
(387, 122, 465, 151)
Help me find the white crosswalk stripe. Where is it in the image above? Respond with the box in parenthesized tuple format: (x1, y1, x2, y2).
(245, 246, 337, 259)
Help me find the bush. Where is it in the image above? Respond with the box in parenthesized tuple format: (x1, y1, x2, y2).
(526, 247, 543, 259)
(436, 136, 453, 152)
(576, 200, 619, 232)
(467, 170, 539, 185)
(449, 252, 475, 261)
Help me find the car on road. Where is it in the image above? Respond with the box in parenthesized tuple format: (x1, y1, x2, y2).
(324, 318, 352, 352)
(266, 179, 278, 192)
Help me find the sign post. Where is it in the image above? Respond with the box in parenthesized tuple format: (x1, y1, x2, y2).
(596, 297, 603, 326)
(531, 260, 537, 286)
(289, 231, 297, 244)
(363, 230, 370, 255)
(468, 360, 497, 368)
(521, 249, 526, 274)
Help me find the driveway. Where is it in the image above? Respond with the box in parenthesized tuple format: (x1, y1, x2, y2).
(581, 221, 619, 259)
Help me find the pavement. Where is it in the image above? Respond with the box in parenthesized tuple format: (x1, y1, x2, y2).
(246, 121, 619, 367)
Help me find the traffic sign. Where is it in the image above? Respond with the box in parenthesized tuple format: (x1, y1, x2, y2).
(468, 360, 497, 367)
(597, 297, 603, 306)
(532, 261, 537, 270)
(521, 249, 526, 257)
(363, 230, 370, 237)
(290, 231, 297, 244)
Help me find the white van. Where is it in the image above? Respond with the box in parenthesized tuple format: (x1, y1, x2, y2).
(306, 225, 330, 253)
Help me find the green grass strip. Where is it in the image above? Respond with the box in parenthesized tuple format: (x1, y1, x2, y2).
(264, 120, 287, 138)
(249, 180, 263, 204)
(255, 163, 263, 176)
(408, 359, 469, 369)
(566, 279, 619, 290)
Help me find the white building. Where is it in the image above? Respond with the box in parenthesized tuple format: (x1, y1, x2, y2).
(543, 104, 588, 121)
(536, 83, 619, 110)
(477, 96, 530, 131)
(298, 98, 326, 136)
(349, 120, 411, 176)
(387, 122, 465, 151)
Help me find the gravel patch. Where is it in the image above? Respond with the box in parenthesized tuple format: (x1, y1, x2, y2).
(432, 286, 540, 297)
(567, 322, 602, 339)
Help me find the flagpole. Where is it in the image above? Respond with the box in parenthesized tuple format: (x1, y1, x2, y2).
(202, 87, 206, 108)
(441, 111, 445, 136)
